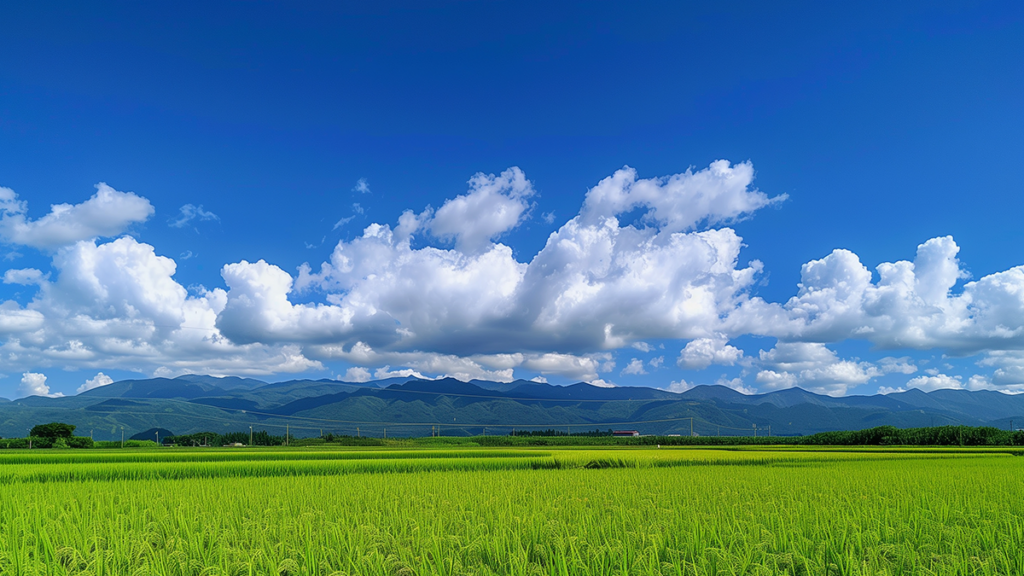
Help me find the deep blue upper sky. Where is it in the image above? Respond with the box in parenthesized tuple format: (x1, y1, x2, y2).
(1, 2, 1022, 397)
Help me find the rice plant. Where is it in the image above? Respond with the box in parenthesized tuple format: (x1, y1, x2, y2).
(0, 447, 1019, 575)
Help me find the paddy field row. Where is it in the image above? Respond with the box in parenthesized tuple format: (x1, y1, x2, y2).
(0, 447, 1020, 575)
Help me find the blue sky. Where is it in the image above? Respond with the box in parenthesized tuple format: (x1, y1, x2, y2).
(1, 2, 1023, 398)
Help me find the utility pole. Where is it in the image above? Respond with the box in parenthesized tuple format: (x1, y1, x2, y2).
(27, 429, 31, 450)
(690, 418, 693, 437)
(90, 430, 93, 441)
(383, 427, 387, 439)
(285, 424, 289, 446)
(753, 424, 757, 438)
(357, 427, 360, 438)
(156, 431, 159, 446)
(249, 426, 253, 446)
(121, 426, 124, 448)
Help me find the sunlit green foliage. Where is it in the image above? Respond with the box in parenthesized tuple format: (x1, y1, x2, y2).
(28, 422, 76, 439)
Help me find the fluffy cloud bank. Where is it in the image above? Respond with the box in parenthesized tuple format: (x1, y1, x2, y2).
(18, 372, 54, 398)
(742, 236, 1024, 394)
(754, 342, 880, 396)
(3, 163, 1024, 395)
(77, 372, 113, 394)
(769, 236, 1024, 353)
(0, 236, 322, 378)
(677, 337, 744, 370)
(0, 184, 153, 249)
(232, 161, 779, 357)
(429, 167, 535, 254)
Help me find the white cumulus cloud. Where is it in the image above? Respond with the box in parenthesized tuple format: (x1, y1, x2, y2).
(579, 160, 786, 233)
(374, 366, 429, 380)
(309, 342, 605, 383)
(0, 235, 323, 378)
(341, 367, 371, 382)
(282, 161, 773, 361)
(428, 167, 534, 254)
(0, 184, 153, 249)
(770, 236, 1024, 355)
(755, 342, 880, 396)
(665, 379, 693, 393)
(18, 372, 62, 398)
(976, 351, 1024, 390)
(9, 162, 1024, 395)
(631, 341, 653, 352)
(77, 372, 113, 394)
(3, 268, 46, 286)
(904, 373, 963, 392)
(621, 358, 646, 375)
(717, 377, 757, 395)
(878, 356, 918, 375)
(677, 336, 744, 370)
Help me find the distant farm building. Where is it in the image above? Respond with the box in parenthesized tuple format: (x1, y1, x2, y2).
(612, 430, 639, 437)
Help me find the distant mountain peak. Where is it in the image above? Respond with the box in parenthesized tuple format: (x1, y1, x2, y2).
(9, 374, 1024, 440)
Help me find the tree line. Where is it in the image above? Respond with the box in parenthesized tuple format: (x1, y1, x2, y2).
(0, 422, 94, 449)
(465, 425, 1024, 447)
(164, 430, 286, 447)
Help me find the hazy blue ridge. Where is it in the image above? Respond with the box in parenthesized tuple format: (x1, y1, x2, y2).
(1, 374, 1022, 441)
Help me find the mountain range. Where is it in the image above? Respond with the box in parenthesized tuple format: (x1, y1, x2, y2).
(2, 375, 1023, 441)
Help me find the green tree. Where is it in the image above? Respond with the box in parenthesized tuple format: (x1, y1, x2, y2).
(30, 422, 76, 439)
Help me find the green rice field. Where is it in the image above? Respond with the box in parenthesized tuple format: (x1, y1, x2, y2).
(0, 446, 1021, 575)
